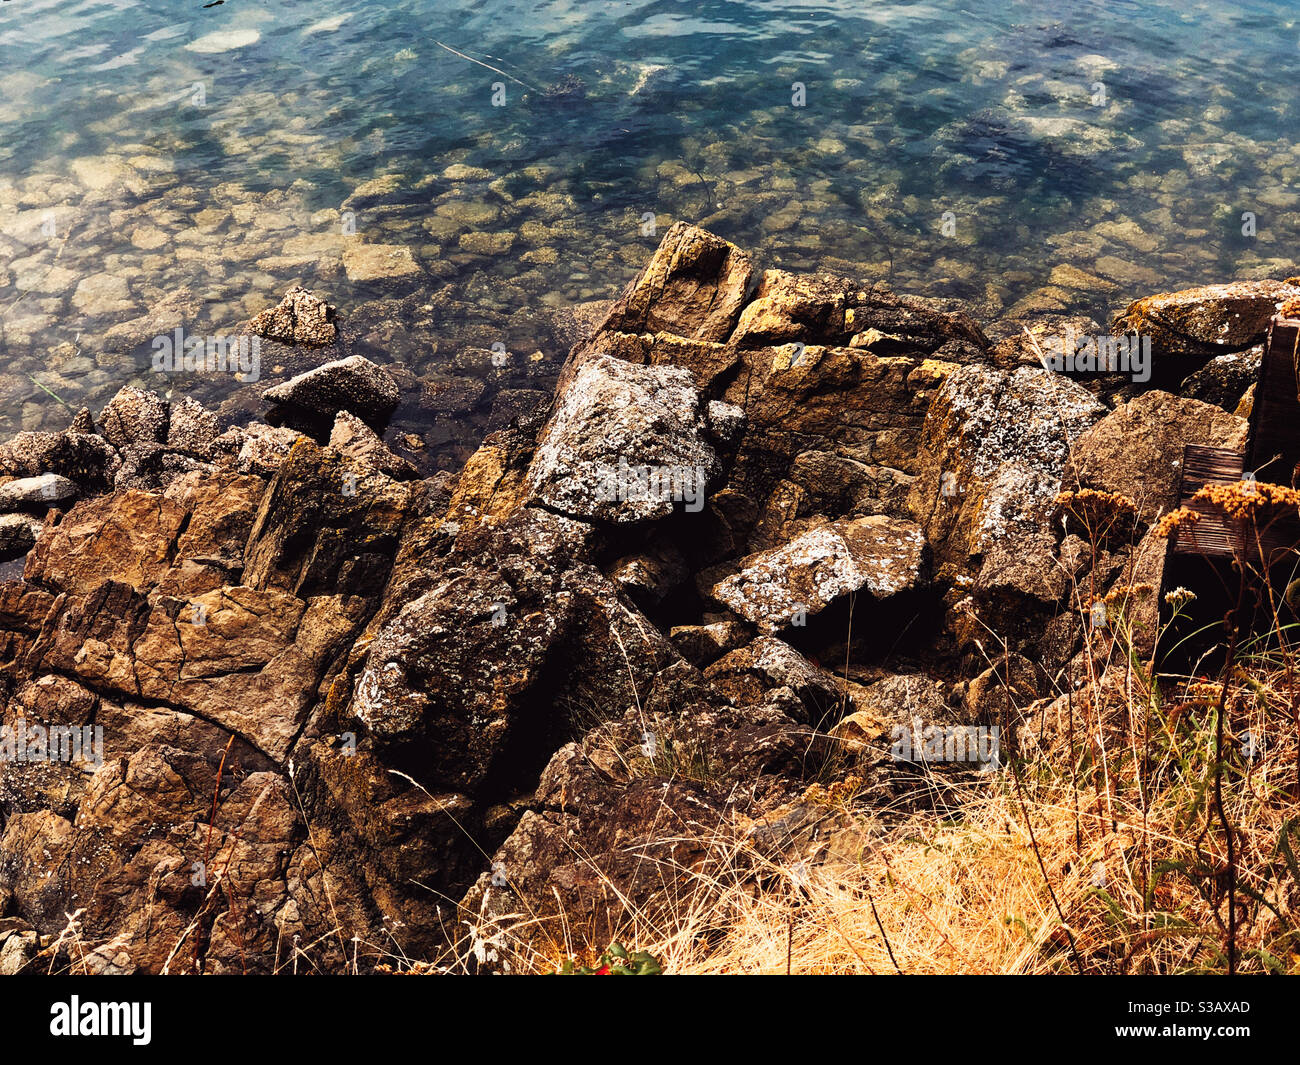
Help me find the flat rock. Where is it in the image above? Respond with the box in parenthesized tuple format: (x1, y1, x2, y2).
(712, 516, 927, 633)
(342, 243, 421, 282)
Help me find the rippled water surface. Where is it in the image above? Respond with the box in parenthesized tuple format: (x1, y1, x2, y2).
(1, 0, 1298, 461)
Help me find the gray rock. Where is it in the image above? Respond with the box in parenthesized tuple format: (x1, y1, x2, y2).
(525, 352, 724, 523)
(0, 474, 76, 510)
(711, 515, 928, 633)
(0, 430, 121, 494)
(263, 354, 399, 424)
(166, 395, 222, 457)
(99, 386, 169, 451)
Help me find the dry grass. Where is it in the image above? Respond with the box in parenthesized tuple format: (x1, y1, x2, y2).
(490, 486, 1300, 976)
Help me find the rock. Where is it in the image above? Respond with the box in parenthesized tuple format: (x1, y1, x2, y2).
(248, 286, 337, 345)
(70, 273, 134, 315)
(1179, 346, 1261, 410)
(263, 355, 400, 425)
(212, 423, 302, 477)
(0, 514, 41, 558)
(669, 618, 750, 667)
(0, 430, 121, 494)
(705, 636, 846, 723)
(185, 28, 261, 53)
(524, 352, 725, 523)
(608, 543, 688, 606)
(908, 365, 1106, 578)
(0, 474, 76, 510)
(597, 221, 753, 342)
(732, 271, 987, 356)
(342, 243, 421, 282)
(711, 516, 927, 634)
(1064, 391, 1249, 520)
(328, 411, 416, 479)
(68, 408, 95, 434)
(166, 395, 221, 457)
(112, 442, 214, 492)
(242, 436, 418, 599)
(98, 386, 169, 451)
(1113, 280, 1300, 356)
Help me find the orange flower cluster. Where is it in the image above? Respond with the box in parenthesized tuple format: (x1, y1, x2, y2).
(1053, 489, 1138, 543)
(1153, 506, 1201, 539)
(1190, 479, 1300, 522)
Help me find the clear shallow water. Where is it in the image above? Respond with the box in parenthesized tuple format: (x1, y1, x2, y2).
(0, 0, 1298, 465)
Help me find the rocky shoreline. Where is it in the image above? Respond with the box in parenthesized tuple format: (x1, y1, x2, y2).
(0, 222, 1284, 973)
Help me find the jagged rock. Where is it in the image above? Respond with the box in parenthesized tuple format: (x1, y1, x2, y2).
(1113, 280, 1300, 356)
(1179, 346, 1262, 411)
(908, 365, 1107, 578)
(262, 354, 400, 425)
(669, 618, 751, 667)
(597, 221, 753, 342)
(211, 422, 302, 477)
(524, 352, 727, 523)
(0, 430, 121, 494)
(99, 385, 169, 452)
(113, 442, 214, 492)
(243, 436, 419, 599)
(248, 286, 337, 345)
(0, 474, 76, 510)
(0, 514, 41, 558)
(1064, 391, 1249, 519)
(68, 407, 95, 434)
(711, 516, 927, 633)
(704, 636, 846, 723)
(350, 507, 677, 793)
(731, 271, 987, 356)
(328, 411, 416, 479)
(166, 395, 222, 456)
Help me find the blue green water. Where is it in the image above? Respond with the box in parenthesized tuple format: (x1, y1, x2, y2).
(1, 0, 1297, 462)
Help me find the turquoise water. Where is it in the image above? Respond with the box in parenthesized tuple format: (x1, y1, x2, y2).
(1, 0, 1298, 465)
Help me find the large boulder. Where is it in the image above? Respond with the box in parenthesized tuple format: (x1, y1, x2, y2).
(524, 352, 737, 523)
(1113, 279, 1300, 356)
(1064, 391, 1249, 520)
(908, 365, 1106, 578)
